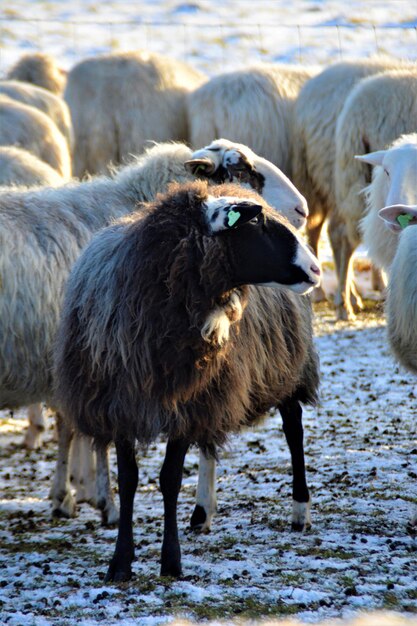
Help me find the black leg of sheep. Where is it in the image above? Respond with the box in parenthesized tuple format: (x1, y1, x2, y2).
(105, 438, 138, 583)
(160, 438, 190, 577)
(279, 397, 311, 532)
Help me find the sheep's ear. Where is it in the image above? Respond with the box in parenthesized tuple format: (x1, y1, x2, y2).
(379, 204, 417, 231)
(184, 157, 216, 177)
(355, 151, 386, 167)
(223, 149, 256, 180)
(205, 196, 263, 235)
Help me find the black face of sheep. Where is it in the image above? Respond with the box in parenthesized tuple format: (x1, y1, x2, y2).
(207, 197, 319, 292)
(54, 180, 321, 583)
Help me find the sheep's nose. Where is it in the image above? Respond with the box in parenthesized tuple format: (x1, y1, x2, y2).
(294, 204, 308, 219)
(310, 263, 321, 276)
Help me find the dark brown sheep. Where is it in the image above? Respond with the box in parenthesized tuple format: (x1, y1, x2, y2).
(54, 180, 321, 581)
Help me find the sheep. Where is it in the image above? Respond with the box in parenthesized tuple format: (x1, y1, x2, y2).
(0, 95, 71, 179)
(334, 68, 417, 319)
(6, 52, 66, 95)
(64, 50, 206, 178)
(383, 207, 417, 374)
(0, 80, 73, 149)
(291, 57, 412, 307)
(0, 145, 64, 450)
(359, 133, 417, 274)
(53, 179, 321, 581)
(0, 146, 63, 189)
(368, 204, 417, 528)
(0, 138, 309, 524)
(187, 63, 317, 178)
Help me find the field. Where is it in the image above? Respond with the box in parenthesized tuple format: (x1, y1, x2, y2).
(0, 1, 416, 624)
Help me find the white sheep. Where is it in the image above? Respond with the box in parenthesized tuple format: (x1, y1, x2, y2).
(0, 145, 65, 450)
(64, 50, 206, 178)
(187, 63, 317, 177)
(292, 57, 412, 306)
(0, 80, 73, 149)
(359, 133, 417, 274)
(0, 95, 71, 179)
(334, 67, 417, 319)
(6, 52, 66, 95)
(371, 204, 417, 528)
(0, 146, 63, 189)
(383, 206, 417, 374)
(0, 139, 308, 524)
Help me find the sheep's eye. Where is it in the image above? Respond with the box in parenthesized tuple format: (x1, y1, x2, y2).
(249, 215, 260, 225)
(384, 167, 390, 177)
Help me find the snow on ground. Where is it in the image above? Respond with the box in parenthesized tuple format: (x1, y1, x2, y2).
(0, 1, 416, 624)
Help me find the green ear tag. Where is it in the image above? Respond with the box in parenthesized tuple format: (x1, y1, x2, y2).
(227, 209, 241, 227)
(397, 214, 413, 229)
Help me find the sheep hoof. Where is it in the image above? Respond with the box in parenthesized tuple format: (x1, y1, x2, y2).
(190, 504, 211, 532)
(335, 304, 356, 322)
(51, 491, 77, 519)
(291, 500, 311, 531)
(100, 502, 119, 527)
(160, 562, 182, 578)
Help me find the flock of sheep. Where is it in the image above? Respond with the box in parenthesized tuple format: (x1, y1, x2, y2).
(1, 48, 416, 584)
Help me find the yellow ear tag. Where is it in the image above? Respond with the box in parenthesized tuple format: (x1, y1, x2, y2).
(397, 214, 413, 229)
(227, 209, 241, 227)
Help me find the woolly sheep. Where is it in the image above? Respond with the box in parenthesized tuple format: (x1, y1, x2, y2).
(0, 146, 63, 189)
(292, 57, 412, 307)
(54, 179, 321, 581)
(383, 207, 417, 373)
(372, 204, 417, 528)
(334, 68, 417, 319)
(0, 139, 309, 523)
(0, 80, 73, 149)
(0, 95, 71, 179)
(0, 145, 64, 450)
(188, 63, 317, 177)
(6, 52, 66, 95)
(359, 133, 417, 274)
(64, 50, 206, 178)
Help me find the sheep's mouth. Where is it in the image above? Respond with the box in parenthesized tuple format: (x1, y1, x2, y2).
(295, 207, 308, 218)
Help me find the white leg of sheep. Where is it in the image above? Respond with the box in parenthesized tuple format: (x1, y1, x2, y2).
(50, 413, 77, 518)
(190, 450, 217, 532)
(95, 444, 119, 527)
(23, 403, 46, 449)
(328, 214, 362, 320)
(280, 397, 311, 531)
(70, 435, 96, 504)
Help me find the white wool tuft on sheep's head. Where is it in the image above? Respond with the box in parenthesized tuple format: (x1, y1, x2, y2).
(185, 138, 309, 230)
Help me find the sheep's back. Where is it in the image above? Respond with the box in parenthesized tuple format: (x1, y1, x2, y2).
(188, 64, 316, 176)
(0, 80, 73, 150)
(335, 68, 417, 244)
(0, 95, 71, 179)
(65, 50, 206, 177)
(292, 57, 404, 215)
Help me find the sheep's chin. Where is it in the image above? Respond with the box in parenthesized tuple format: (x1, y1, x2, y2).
(256, 281, 316, 295)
